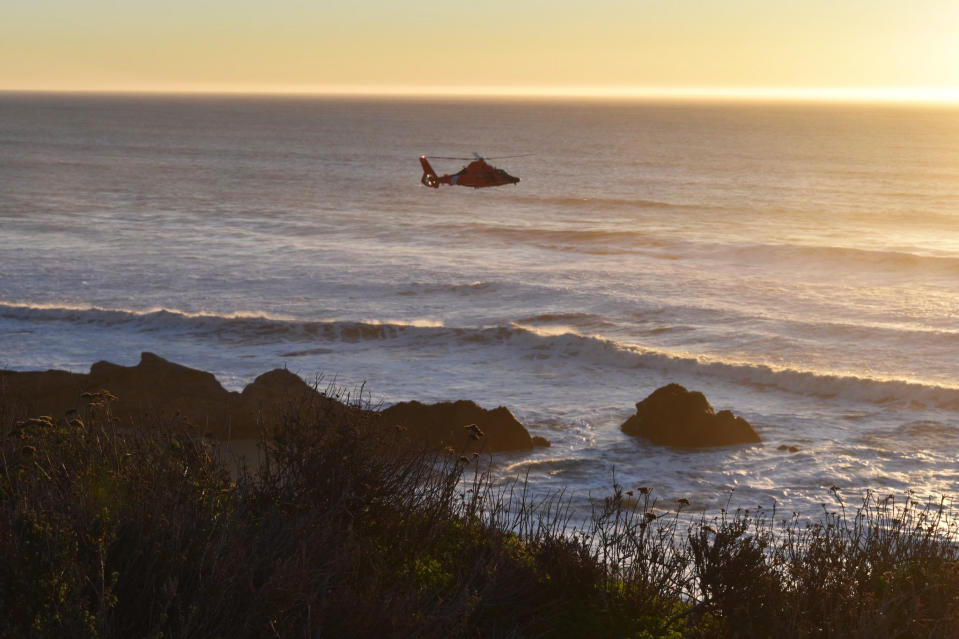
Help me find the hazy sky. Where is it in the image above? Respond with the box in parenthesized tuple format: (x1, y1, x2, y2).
(2, 0, 958, 97)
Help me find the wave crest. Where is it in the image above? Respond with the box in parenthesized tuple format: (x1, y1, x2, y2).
(3, 301, 958, 410)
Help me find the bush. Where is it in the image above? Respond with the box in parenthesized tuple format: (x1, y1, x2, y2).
(2, 392, 958, 637)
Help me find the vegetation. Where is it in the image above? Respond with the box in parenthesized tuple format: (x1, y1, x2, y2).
(2, 390, 959, 638)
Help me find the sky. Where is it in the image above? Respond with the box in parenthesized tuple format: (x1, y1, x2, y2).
(2, 0, 958, 99)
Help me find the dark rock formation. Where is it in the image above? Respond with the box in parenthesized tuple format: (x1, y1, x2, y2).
(380, 399, 548, 452)
(0, 369, 87, 417)
(87, 353, 235, 428)
(238, 368, 346, 429)
(620, 383, 760, 447)
(1, 353, 548, 452)
(0, 353, 337, 438)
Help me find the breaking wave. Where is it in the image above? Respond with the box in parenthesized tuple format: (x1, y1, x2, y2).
(4, 301, 959, 411)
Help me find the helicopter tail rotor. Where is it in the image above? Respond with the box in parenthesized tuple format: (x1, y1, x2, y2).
(419, 155, 440, 188)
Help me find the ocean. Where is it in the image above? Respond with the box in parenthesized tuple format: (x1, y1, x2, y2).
(2, 93, 958, 518)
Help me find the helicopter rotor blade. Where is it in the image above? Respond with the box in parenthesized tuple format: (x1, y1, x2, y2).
(482, 153, 535, 160)
(426, 153, 533, 161)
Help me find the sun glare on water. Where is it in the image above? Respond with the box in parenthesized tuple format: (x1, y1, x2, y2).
(275, 85, 959, 105)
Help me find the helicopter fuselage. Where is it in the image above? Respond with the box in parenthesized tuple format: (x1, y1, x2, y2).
(420, 156, 520, 188)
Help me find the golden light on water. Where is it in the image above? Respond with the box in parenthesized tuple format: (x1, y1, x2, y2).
(214, 85, 959, 105)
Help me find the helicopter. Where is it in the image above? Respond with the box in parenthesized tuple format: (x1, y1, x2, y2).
(419, 153, 522, 188)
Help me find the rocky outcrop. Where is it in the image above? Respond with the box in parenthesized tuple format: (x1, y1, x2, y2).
(0, 353, 337, 438)
(0, 369, 88, 416)
(86, 353, 235, 428)
(1, 354, 548, 451)
(620, 383, 760, 447)
(380, 399, 548, 452)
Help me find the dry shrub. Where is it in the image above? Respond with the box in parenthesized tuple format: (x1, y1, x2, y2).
(2, 388, 958, 638)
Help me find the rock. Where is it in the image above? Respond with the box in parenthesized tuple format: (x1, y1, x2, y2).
(240, 368, 316, 405)
(380, 399, 547, 452)
(1, 354, 549, 452)
(777, 444, 800, 453)
(0, 369, 87, 417)
(87, 352, 235, 430)
(620, 383, 760, 447)
(0, 353, 342, 438)
(238, 368, 347, 429)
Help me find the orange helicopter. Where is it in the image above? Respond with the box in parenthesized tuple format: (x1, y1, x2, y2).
(419, 153, 522, 188)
